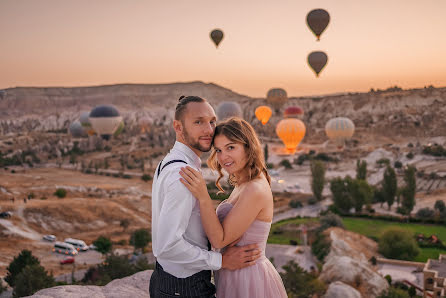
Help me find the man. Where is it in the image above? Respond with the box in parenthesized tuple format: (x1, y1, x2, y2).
(150, 96, 261, 297)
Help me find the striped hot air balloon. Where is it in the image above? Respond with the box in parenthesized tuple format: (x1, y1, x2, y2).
(325, 117, 355, 148)
(276, 118, 306, 154)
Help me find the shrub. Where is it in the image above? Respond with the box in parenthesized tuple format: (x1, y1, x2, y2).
(376, 158, 390, 166)
(319, 212, 344, 231)
(378, 227, 420, 260)
(130, 229, 151, 252)
(54, 188, 67, 198)
(122, 174, 132, 179)
(308, 197, 317, 205)
(289, 200, 302, 209)
(40, 196, 47, 200)
(279, 261, 326, 297)
(406, 152, 414, 159)
(279, 159, 292, 169)
(295, 154, 309, 165)
(394, 161, 403, 168)
(266, 163, 274, 169)
(330, 177, 353, 214)
(311, 233, 331, 262)
(416, 207, 435, 219)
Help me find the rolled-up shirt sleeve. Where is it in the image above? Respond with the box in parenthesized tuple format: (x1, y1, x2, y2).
(154, 170, 222, 273)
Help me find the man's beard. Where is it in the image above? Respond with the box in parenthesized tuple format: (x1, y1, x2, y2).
(183, 129, 212, 153)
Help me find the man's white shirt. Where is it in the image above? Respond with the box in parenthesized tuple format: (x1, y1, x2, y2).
(151, 141, 222, 278)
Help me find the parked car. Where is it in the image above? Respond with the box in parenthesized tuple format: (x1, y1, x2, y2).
(53, 241, 78, 256)
(60, 256, 75, 265)
(43, 234, 56, 242)
(0, 211, 12, 219)
(89, 244, 97, 250)
(64, 238, 89, 252)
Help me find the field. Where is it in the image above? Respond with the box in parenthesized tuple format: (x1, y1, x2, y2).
(268, 216, 446, 262)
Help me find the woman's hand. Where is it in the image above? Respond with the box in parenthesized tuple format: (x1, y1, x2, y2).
(179, 166, 210, 202)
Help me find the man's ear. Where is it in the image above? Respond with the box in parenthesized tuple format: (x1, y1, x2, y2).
(173, 119, 183, 134)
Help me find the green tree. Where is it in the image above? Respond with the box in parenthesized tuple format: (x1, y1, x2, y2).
(93, 236, 113, 255)
(382, 165, 397, 210)
(12, 264, 55, 297)
(356, 160, 367, 180)
(264, 143, 269, 163)
(310, 160, 325, 201)
(378, 227, 420, 260)
(130, 229, 151, 253)
(279, 261, 326, 298)
(54, 188, 67, 198)
(348, 179, 374, 213)
(330, 177, 353, 214)
(401, 166, 416, 215)
(5, 249, 40, 287)
(434, 200, 446, 213)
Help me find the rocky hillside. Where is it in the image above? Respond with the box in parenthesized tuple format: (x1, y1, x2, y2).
(1, 83, 445, 142)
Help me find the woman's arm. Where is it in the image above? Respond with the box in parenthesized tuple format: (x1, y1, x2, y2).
(180, 166, 266, 249)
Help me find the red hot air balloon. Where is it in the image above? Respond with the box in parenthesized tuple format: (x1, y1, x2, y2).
(284, 106, 304, 118)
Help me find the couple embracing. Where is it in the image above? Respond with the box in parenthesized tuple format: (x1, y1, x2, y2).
(150, 96, 287, 298)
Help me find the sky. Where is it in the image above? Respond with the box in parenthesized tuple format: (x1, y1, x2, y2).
(1, 0, 446, 97)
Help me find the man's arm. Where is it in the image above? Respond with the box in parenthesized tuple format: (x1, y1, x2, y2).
(154, 170, 221, 271)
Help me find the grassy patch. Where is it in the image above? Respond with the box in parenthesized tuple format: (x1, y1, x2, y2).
(268, 217, 319, 245)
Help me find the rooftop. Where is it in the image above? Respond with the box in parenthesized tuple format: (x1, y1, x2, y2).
(428, 259, 446, 278)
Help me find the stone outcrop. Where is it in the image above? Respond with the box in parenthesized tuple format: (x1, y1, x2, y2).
(323, 281, 362, 298)
(319, 228, 389, 298)
(28, 270, 153, 298)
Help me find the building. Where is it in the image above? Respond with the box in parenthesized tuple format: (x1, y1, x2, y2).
(424, 254, 446, 298)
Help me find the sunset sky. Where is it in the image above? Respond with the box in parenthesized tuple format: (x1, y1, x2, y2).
(1, 0, 446, 97)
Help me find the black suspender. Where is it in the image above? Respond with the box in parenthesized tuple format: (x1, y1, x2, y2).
(156, 159, 187, 178)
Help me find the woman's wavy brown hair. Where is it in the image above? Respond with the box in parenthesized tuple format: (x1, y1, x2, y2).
(207, 117, 271, 192)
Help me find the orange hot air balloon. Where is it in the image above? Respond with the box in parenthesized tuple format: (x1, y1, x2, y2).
(284, 106, 304, 118)
(276, 118, 306, 154)
(255, 106, 272, 125)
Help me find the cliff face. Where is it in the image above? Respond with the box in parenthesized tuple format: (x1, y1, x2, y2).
(1, 83, 445, 142)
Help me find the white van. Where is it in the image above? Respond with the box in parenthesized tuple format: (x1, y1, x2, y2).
(64, 238, 89, 252)
(53, 241, 78, 255)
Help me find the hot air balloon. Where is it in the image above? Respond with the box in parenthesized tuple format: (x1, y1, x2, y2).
(284, 106, 304, 118)
(276, 118, 306, 154)
(89, 105, 123, 140)
(210, 29, 224, 48)
(255, 106, 272, 125)
(79, 111, 95, 136)
(267, 88, 288, 110)
(325, 117, 355, 148)
(308, 51, 328, 77)
(216, 101, 242, 121)
(69, 121, 87, 138)
(306, 9, 330, 41)
(139, 117, 151, 133)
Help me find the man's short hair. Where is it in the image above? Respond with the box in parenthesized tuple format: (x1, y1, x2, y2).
(174, 96, 207, 121)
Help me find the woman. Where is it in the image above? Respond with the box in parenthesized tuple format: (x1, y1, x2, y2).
(179, 117, 287, 298)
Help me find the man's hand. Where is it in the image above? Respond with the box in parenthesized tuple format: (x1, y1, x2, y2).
(221, 244, 261, 270)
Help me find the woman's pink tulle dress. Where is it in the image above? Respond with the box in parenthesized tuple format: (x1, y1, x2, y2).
(214, 201, 288, 298)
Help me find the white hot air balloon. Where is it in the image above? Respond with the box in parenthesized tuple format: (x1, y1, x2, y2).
(325, 117, 355, 148)
(89, 105, 123, 140)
